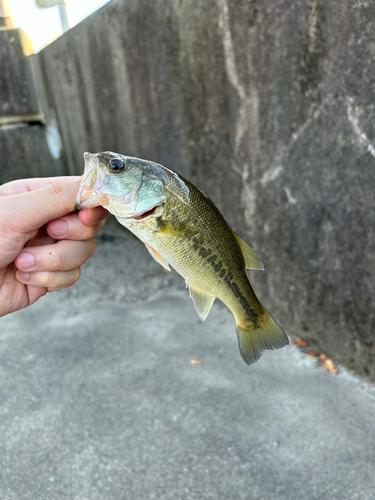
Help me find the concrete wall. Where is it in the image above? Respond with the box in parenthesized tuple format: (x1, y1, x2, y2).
(30, 0, 375, 379)
(0, 28, 64, 183)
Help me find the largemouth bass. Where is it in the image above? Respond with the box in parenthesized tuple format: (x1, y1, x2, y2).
(76, 152, 289, 364)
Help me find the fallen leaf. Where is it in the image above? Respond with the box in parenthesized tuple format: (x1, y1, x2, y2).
(321, 356, 338, 374)
(189, 357, 202, 365)
(306, 349, 319, 357)
(292, 337, 308, 348)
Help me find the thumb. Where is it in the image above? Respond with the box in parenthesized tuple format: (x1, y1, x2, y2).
(2, 178, 81, 233)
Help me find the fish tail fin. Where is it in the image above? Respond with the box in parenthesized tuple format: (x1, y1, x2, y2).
(235, 310, 289, 365)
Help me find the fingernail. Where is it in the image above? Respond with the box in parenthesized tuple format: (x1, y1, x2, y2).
(17, 271, 30, 282)
(17, 252, 35, 270)
(49, 219, 68, 237)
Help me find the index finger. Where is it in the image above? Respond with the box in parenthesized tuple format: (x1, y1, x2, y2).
(0, 178, 82, 234)
(0, 176, 81, 196)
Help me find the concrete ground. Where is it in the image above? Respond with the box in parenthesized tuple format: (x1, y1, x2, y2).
(1, 224, 375, 500)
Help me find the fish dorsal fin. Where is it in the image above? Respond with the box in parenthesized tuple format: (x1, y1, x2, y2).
(144, 243, 171, 271)
(186, 281, 215, 321)
(233, 232, 264, 270)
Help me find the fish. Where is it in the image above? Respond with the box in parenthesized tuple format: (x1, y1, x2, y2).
(76, 151, 289, 364)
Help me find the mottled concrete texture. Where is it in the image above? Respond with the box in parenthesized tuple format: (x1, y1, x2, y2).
(1, 228, 375, 500)
(0, 28, 37, 116)
(0, 124, 64, 183)
(0, 27, 64, 182)
(30, 0, 375, 379)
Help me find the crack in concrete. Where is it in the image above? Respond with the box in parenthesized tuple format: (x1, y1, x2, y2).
(289, 95, 330, 153)
(284, 187, 298, 205)
(218, 0, 246, 103)
(346, 96, 375, 160)
(218, 0, 258, 228)
(307, 0, 319, 55)
(260, 165, 283, 186)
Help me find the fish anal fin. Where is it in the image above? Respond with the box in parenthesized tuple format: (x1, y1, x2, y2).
(233, 232, 264, 270)
(236, 310, 289, 365)
(144, 243, 170, 271)
(186, 281, 215, 321)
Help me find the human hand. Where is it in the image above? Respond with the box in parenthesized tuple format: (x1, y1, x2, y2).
(0, 177, 109, 317)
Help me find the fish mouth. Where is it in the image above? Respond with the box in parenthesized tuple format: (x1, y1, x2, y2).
(125, 203, 163, 221)
(75, 153, 105, 210)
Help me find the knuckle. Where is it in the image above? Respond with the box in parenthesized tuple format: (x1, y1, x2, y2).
(52, 248, 65, 270)
(39, 271, 53, 287)
(51, 182, 67, 197)
(49, 181, 77, 204)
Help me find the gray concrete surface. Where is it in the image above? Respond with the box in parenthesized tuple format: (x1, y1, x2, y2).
(0, 28, 37, 116)
(1, 226, 375, 500)
(0, 123, 65, 185)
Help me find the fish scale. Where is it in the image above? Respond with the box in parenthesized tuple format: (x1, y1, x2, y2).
(76, 151, 289, 365)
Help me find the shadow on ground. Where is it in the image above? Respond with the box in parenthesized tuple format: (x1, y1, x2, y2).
(1, 226, 375, 500)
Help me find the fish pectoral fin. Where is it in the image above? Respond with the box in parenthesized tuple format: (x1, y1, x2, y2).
(144, 243, 171, 271)
(156, 219, 197, 239)
(233, 232, 265, 270)
(236, 311, 289, 365)
(186, 281, 215, 321)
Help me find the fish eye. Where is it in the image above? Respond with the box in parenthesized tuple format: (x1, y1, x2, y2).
(108, 158, 125, 173)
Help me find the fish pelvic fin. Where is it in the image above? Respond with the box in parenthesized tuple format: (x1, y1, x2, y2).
(144, 243, 171, 271)
(186, 281, 215, 321)
(236, 310, 289, 365)
(233, 232, 264, 271)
